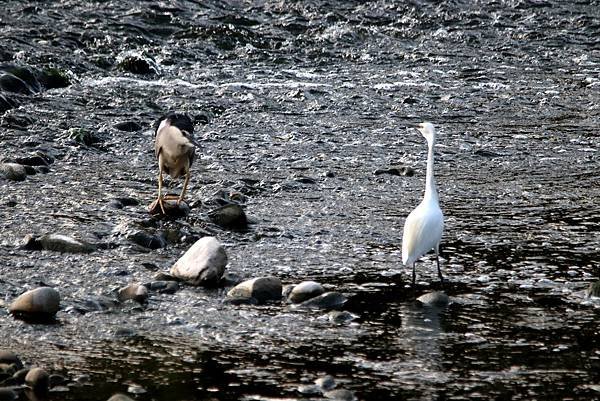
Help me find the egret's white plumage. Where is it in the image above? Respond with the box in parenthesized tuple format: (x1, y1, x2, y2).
(402, 122, 445, 286)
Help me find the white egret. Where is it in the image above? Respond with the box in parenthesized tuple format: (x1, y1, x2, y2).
(402, 122, 445, 287)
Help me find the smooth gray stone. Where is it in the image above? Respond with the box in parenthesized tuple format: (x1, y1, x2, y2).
(39, 234, 95, 253)
(296, 292, 347, 310)
(288, 281, 325, 304)
(170, 237, 227, 286)
(0, 163, 27, 181)
(25, 367, 49, 393)
(117, 284, 148, 304)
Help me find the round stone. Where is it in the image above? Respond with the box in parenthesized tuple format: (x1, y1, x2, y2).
(288, 281, 325, 304)
(9, 287, 60, 318)
(25, 368, 49, 393)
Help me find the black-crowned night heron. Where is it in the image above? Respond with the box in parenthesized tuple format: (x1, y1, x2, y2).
(402, 122, 445, 287)
(153, 112, 198, 214)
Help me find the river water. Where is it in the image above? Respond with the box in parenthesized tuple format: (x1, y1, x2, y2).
(1, 1, 599, 400)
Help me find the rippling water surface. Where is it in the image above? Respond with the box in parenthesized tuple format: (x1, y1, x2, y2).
(1, 1, 599, 400)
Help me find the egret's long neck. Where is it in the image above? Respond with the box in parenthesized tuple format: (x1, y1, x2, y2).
(424, 137, 439, 203)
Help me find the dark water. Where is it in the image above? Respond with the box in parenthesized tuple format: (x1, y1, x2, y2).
(1, 1, 600, 400)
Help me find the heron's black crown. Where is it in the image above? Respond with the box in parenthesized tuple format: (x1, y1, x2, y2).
(154, 112, 194, 136)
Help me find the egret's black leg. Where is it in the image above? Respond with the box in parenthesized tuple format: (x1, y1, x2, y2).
(436, 253, 445, 288)
(412, 262, 416, 287)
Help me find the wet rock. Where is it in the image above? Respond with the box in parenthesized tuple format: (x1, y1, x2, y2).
(116, 51, 158, 75)
(209, 204, 247, 229)
(64, 127, 98, 146)
(586, 280, 600, 298)
(219, 272, 243, 287)
(227, 276, 282, 304)
(170, 236, 227, 286)
(0, 352, 22, 370)
(107, 394, 134, 401)
(25, 368, 49, 393)
(117, 284, 149, 304)
(12, 368, 29, 383)
(48, 374, 66, 387)
(328, 311, 357, 324)
(324, 389, 357, 401)
(109, 197, 139, 209)
(297, 384, 321, 395)
(9, 287, 60, 319)
(127, 230, 166, 249)
(295, 292, 347, 310)
(148, 281, 179, 294)
(0, 388, 17, 401)
(0, 72, 33, 94)
(0, 163, 27, 181)
(36, 67, 70, 89)
(127, 384, 147, 394)
(0, 93, 17, 113)
(114, 121, 142, 132)
(148, 197, 190, 217)
(282, 284, 295, 299)
(13, 152, 53, 166)
(38, 234, 95, 253)
(416, 291, 449, 307)
(223, 296, 259, 306)
(154, 272, 179, 281)
(374, 166, 414, 177)
(316, 375, 336, 391)
(288, 281, 325, 304)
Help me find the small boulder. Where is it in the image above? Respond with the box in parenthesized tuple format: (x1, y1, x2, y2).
(117, 284, 149, 304)
(295, 292, 347, 310)
(416, 291, 449, 307)
(209, 204, 247, 229)
(25, 368, 49, 393)
(9, 287, 60, 319)
(39, 234, 95, 253)
(0, 163, 27, 181)
(288, 281, 325, 304)
(170, 237, 227, 286)
(324, 389, 357, 401)
(0, 351, 22, 369)
(227, 276, 282, 304)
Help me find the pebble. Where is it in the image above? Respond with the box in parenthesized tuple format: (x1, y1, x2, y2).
(25, 367, 49, 393)
(295, 292, 347, 310)
(170, 237, 228, 286)
(0, 351, 22, 369)
(107, 394, 134, 401)
(9, 287, 60, 319)
(288, 281, 325, 304)
(208, 204, 247, 229)
(0, 163, 27, 181)
(416, 291, 450, 307)
(117, 284, 149, 304)
(126, 230, 166, 250)
(227, 276, 282, 304)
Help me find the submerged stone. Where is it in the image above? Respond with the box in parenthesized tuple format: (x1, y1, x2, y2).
(324, 388, 357, 401)
(295, 292, 347, 310)
(0, 351, 22, 370)
(170, 236, 227, 286)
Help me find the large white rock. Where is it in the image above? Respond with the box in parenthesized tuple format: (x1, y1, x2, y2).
(170, 237, 227, 285)
(9, 287, 60, 317)
(227, 276, 282, 303)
